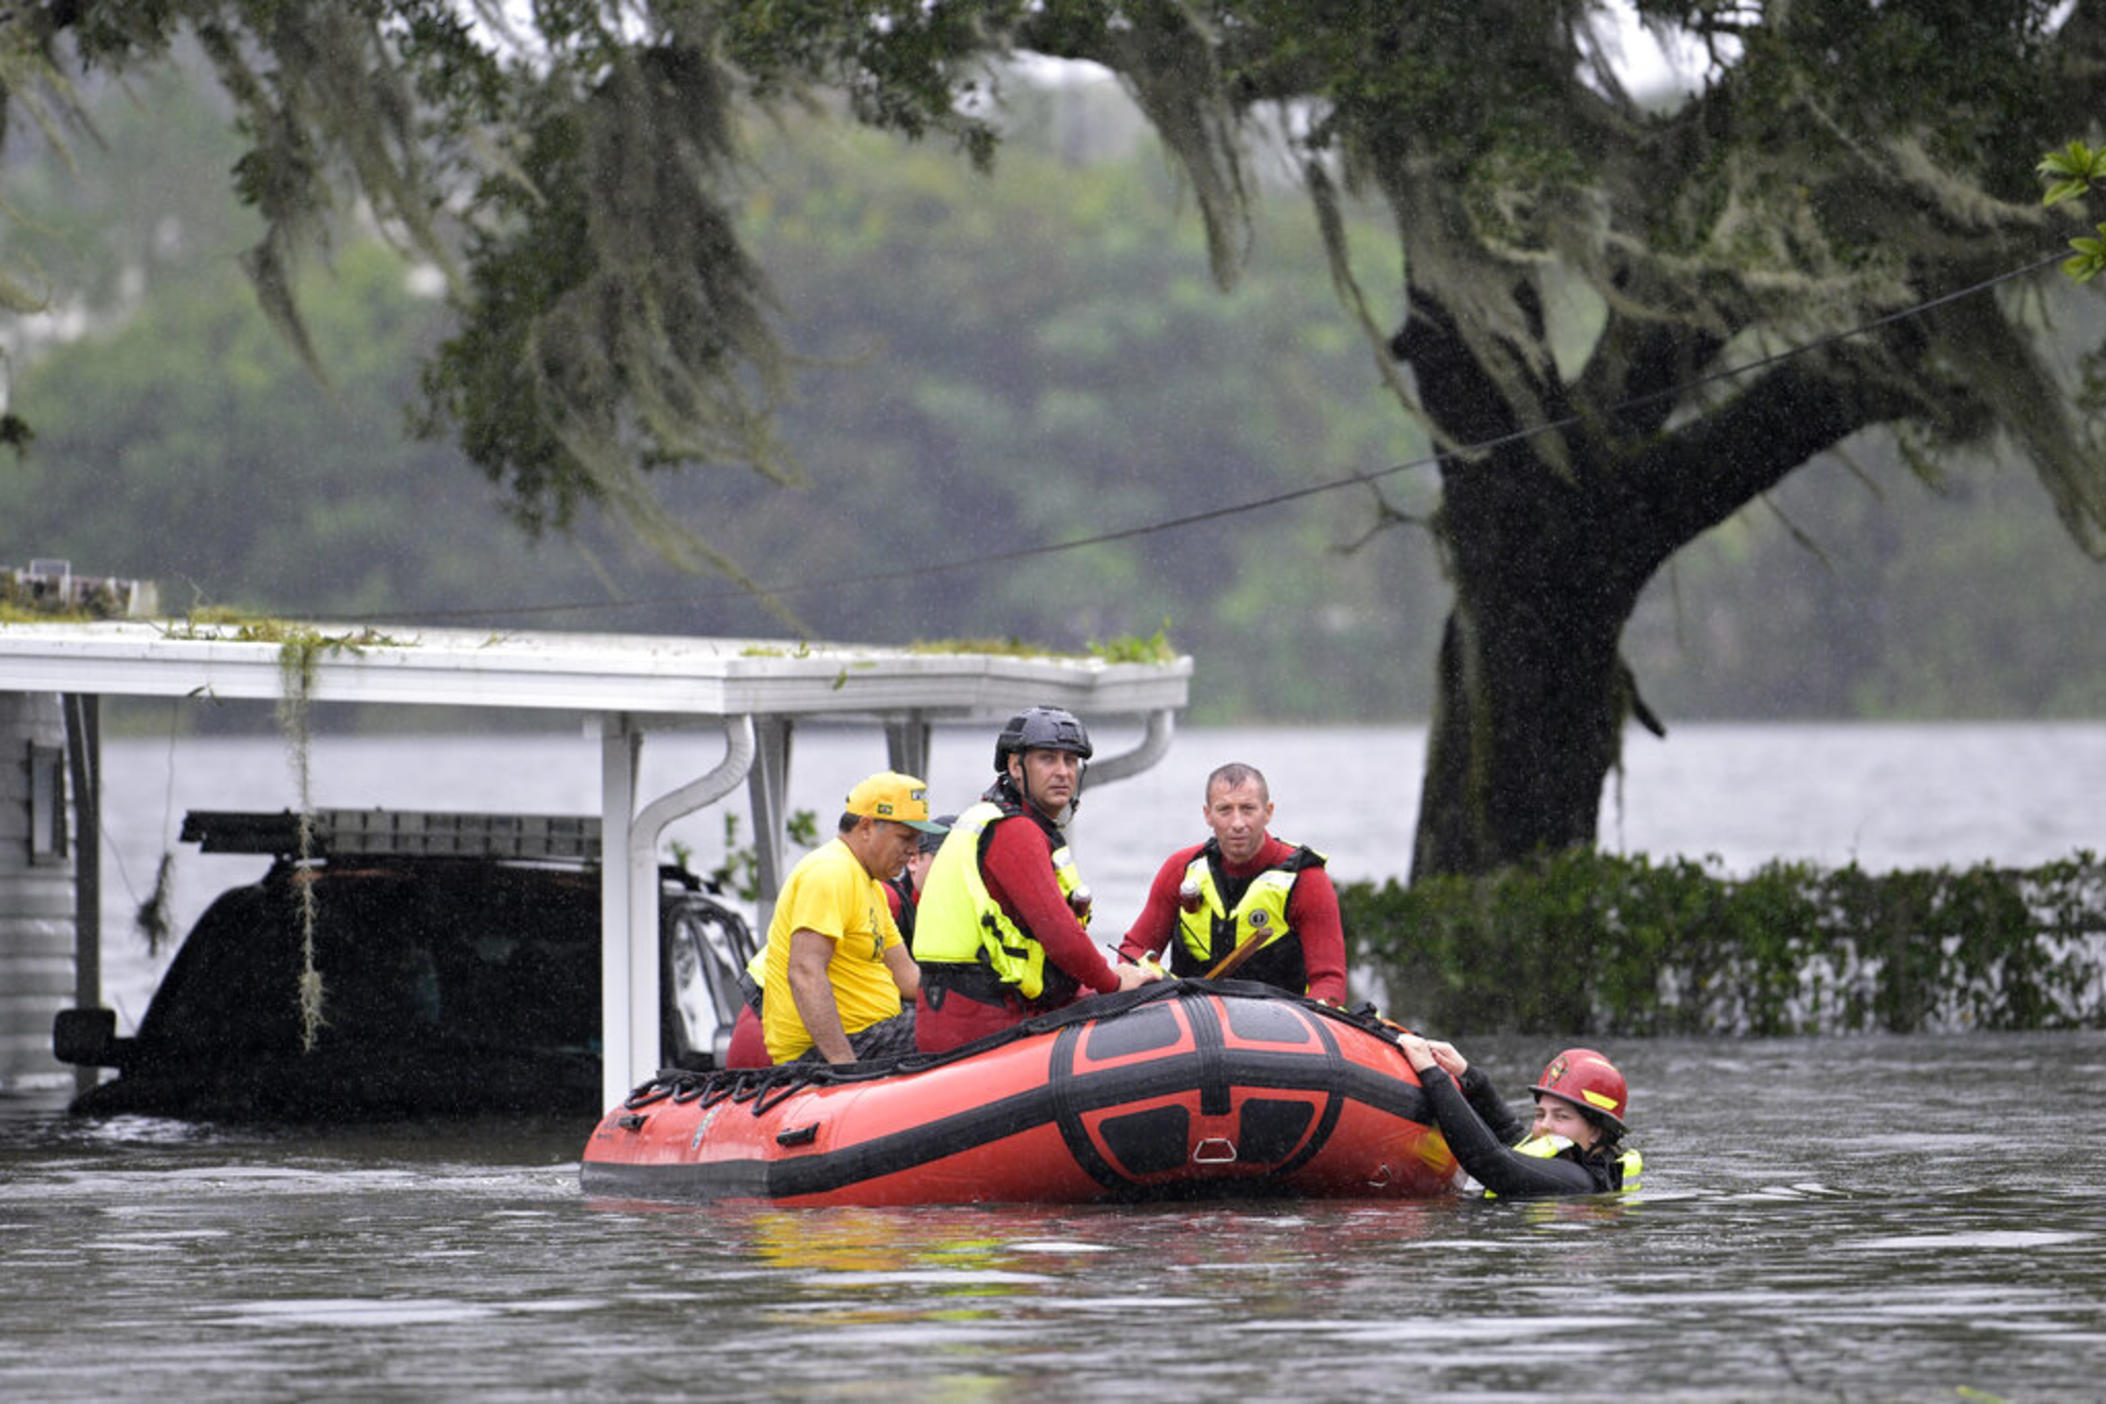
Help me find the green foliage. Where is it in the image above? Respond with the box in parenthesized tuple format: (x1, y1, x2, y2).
(0, 57, 266, 309)
(2039, 141, 2106, 209)
(700, 108, 1433, 719)
(1345, 850, 2106, 1037)
(1625, 448, 2106, 720)
(1, 64, 1429, 722)
(415, 40, 794, 575)
(708, 807, 820, 902)
(906, 637, 1082, 659)
(2040, 140, 2106, 283)
(0, 0, 1033, 556)
(1088, 621, 1176, 665)
(1, 572, 132, 621)
(7, 40, 2106, 728)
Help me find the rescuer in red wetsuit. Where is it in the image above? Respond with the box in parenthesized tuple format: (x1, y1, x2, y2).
(911, 707, 1158, 1052)
(724, 994, 769, 1068)
(1117, 762, 1348, 1004)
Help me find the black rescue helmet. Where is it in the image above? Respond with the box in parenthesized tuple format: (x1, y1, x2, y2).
(993, 706, 1094, 773)
(918, 814, 956, 855)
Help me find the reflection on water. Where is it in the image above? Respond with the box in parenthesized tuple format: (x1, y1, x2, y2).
(7, 1031, 2106, 1400)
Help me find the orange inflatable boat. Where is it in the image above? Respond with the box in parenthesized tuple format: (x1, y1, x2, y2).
(579, 982, 1459, 1206)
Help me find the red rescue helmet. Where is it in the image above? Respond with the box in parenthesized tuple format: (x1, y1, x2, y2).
(1530, 1048, 1628, 1132)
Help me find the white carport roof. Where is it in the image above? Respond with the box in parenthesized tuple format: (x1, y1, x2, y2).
(0, 619, 1192, 1106)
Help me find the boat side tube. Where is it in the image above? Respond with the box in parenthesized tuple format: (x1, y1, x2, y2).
(580, 982, 1457, 1207)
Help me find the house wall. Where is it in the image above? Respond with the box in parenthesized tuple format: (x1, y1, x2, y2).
(0, 691, 76, 1092)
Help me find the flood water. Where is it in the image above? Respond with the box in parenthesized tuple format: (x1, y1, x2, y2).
(5, 722, 2105, 1400)
(8, 1031, 2104, 1401)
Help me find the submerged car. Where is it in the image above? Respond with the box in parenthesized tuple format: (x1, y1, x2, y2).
(53, 808, 757, 1122)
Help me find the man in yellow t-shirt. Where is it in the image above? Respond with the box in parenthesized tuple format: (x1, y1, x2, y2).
(761, 771, 946, 1064)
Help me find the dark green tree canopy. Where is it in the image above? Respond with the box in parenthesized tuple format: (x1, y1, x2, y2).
(6, 1, 2103, 875)
(11, 3, 2100, 535)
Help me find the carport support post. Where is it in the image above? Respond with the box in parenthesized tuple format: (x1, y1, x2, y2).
(599, 719, 643, 1111)
(599, 714, 760, 1111)
(626, 716, 755, 1084)
(746, 716, 794, 943)
(881, 714, 931, 782)
(64, 694, 101, 1098)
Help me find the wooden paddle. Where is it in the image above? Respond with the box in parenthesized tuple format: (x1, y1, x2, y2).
(1203, 928, 1270, 980)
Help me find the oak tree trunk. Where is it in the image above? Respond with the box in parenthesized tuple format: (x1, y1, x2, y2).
(1397, 285, 1930, 879)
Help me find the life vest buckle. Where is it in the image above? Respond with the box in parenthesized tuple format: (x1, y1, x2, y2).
(1192, 1137, 1238, 1165)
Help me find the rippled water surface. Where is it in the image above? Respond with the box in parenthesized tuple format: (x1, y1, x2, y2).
(9, 1031, 2105, 1402)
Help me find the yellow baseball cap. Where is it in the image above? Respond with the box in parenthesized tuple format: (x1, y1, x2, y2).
(844, 772, 947, 833)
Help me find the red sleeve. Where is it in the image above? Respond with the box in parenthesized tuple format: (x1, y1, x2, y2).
(1118, 846, 1204, 962)
(981, 818, 1119, 995)
(884, 884, 904, 922)
(1289, 865, 1348, 1004)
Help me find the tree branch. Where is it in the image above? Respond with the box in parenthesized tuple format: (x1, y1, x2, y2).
(1619, 350, 1929, 569)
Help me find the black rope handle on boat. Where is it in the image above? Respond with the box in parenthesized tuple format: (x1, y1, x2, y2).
(613, 980, 1416, 1117)
(619, 1059, 850, 1114)
(622, 1084, 675, 1110)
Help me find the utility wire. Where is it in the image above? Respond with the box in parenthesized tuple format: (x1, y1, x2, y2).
(359, 249, 2072, 626)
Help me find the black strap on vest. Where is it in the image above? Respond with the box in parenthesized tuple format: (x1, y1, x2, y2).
(885, 874, 917, 944)
(919, 960, 1020, 1009)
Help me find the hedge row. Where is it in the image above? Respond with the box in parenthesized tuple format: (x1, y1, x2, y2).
(1340, 850, 2106, 1036)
